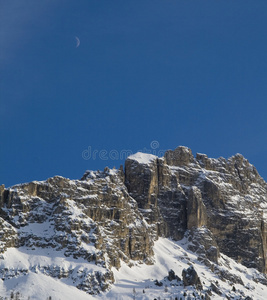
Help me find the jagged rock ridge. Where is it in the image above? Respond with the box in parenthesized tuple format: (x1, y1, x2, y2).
(0, 146, 267, 296)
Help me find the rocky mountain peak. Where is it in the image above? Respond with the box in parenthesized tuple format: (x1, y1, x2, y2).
(0, 146, 267, 298)
(124, 146, 267, 273)
(164, 146, 195, 167)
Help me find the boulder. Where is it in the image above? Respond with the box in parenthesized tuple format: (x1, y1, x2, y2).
(182, 265, 202, 290)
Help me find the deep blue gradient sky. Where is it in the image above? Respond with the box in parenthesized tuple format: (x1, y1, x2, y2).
(1, 0, 267, 187)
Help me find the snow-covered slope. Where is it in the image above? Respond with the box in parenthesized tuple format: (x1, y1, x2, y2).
(0, 247, 104, 299)
(98, 238, 267, 300)
(1, 237, 266, 299)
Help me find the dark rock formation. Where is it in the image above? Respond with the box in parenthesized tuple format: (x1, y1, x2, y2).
(182, 265, 202, 290)
(154, 279, 163, 286)
(188, 227, 220, 264)
(210, 282, 222, 295)
(167, 269, 181, 282)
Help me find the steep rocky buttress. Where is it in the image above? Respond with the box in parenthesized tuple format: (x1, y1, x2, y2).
(125, 147, 267, 274)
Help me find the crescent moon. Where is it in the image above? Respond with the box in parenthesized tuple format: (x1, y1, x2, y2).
(75, 36, 80, 48)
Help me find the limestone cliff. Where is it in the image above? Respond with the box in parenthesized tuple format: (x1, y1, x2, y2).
(125, 147, 267, 273)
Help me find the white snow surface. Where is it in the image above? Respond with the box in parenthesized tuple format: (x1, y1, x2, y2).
(95, 238, 267, 300)
(127, 152, 157, 165)
(0, 247, 104, 300)
(1, 238, 267, 299)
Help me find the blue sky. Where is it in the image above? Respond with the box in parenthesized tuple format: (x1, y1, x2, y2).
(1, 0, 267, 187)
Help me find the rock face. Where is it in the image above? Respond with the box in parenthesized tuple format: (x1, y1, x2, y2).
(0, 169, 154, 294)
(125, 147, 267, 273)
(182, 265, 202, 290)
(0, 146, 267, 294)
(167, 269, 181, 282)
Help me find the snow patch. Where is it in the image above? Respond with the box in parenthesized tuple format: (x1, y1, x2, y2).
(127, 152, 157, 165)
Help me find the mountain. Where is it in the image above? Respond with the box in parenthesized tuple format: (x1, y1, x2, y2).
(0, 146, 267, 299)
